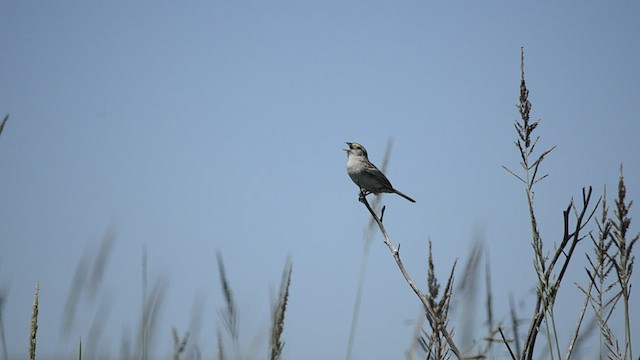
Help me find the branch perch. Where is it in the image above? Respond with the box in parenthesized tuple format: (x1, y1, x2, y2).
(359, 196, 463, 359)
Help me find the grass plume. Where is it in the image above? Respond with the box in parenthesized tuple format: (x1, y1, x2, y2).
(216, 251, 240, 359)
(610, 166, 637, 360)
(503, 48, 603, 360)
(270, 258, 292, 360)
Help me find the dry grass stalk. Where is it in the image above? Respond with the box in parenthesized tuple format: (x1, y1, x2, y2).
(185, 294, 205, 360)
(406, 308, 426, 360)
(216, 251, 240, 359)
(609, 166, 637, 360)
(270, 259, 292, 360)
(172, 327, 189, 360)
(503, 48, 603, 360)
(29, 282, 39, 360)
(566, 314, 597, 360)
(85, 295, 112, 359)
(0, 115, 7, 137)
(576, 168, 637, 360)
(359, 197, 462, 359)
(61, 228, 116, 356)
(61, 250, 89, 336)
(454, 242, 483, 352)
(425, 240, 457, 359)
(141, 246, 148, 360)
(577, 185, 617, 358)
(525, 188, 598, 358)
(217, 326, 226, 360)
(138, 247, 167, 360)
(120, 328, 132, 360)
(499, 327, 517, 360)
(0, 285, 8, 360)
(138, 277, 166, 359)
(508, 294, 522, 358)
(464, 247, 502, 359)
(88, 230, 116, 300)
(410, 242, 500, 360)
(564, 288, 590, 360)
(481, 251, 499, 358)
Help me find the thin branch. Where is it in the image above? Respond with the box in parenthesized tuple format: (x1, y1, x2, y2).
(345, 140, 393, 360)
(360, 196, 463, 359)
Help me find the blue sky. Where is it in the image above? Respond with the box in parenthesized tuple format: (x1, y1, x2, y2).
(1, 1, 639, 359)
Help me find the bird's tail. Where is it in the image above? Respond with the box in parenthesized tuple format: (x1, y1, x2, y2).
(393, 189, 416, 203)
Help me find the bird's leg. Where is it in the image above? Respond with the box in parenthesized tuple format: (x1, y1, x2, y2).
(358, 188, 371, 203)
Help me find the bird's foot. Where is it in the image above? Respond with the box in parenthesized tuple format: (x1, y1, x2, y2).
(358, 189, 370, 203)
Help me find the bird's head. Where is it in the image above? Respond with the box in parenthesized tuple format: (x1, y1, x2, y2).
(344, 142, 368, 158)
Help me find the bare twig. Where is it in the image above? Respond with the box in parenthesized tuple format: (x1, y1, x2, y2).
(346, 139, 393, 360)
(359, 196, 462, 359)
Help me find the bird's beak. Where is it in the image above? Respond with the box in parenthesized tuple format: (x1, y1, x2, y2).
(344, 142, 352, 152)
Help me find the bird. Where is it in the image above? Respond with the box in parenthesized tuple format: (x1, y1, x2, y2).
(344, 142, 416, 203)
